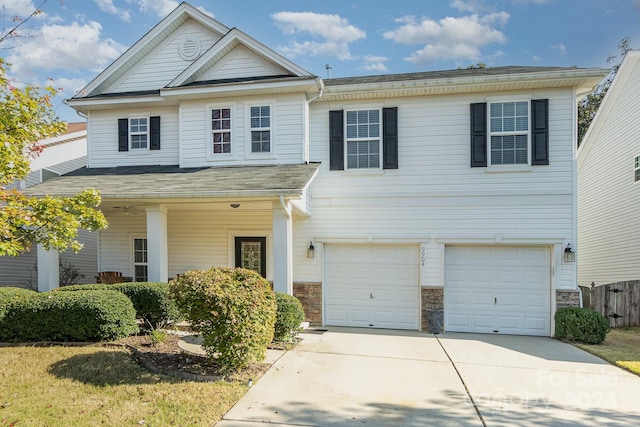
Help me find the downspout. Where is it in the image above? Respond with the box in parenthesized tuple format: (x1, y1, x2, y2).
(279, 194, 291, 219)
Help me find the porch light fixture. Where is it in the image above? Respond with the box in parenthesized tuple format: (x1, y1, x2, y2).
(230, 203, 240, 209)
(307, 241, 315, 258)
(563, 244, 575, 263)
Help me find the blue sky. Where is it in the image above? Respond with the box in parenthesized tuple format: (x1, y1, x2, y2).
(1, 0, 639, 122)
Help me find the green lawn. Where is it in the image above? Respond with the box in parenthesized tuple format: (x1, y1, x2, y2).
(574, 326, 640, 375)
(0, 345, 247, 426)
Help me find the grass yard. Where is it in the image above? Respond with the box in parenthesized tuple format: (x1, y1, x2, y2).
(0, 345, 247, 426)
(574, 326, 640, 375)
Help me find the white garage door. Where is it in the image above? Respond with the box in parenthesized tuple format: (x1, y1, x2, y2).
(445, 246, 551, 336)
(324, 244, 420, 330)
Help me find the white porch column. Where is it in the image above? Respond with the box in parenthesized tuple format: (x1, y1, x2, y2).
(272, 199, 293, 294)
(37, 244, 59, 292)
(146, 205, 168, 282)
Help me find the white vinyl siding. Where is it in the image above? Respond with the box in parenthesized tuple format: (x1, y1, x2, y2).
(88, 107, 179, 168)
(180, 94, 306, 167)
(294, 88, 576, 292)
(635, 155, 640, 182)
(577, 52, 640, 285)
(197, 45, 288, 81)
(108, 20, 221, 93)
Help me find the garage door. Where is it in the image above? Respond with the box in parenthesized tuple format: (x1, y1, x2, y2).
(324, 244, 420, 330)
(445, 246, 551, 336)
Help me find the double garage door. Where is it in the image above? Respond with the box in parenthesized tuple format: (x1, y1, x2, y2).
(445, 246, 551, 336)
(324, 244, 551, 335)
(324, 244, 420, 330)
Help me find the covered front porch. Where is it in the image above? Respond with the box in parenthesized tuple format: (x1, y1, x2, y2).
(26, 164, 319, 294)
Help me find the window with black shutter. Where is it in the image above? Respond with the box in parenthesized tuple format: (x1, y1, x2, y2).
(118, 116, 161, 151)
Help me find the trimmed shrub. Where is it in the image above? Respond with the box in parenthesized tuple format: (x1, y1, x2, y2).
(0, 287, 38, 320)
(170, 267, 276, 374)
(555, 307, 609, 344)
(273, 292, 305, 342)
(0, 290, 138, 342)
(60, 282, 182, 328)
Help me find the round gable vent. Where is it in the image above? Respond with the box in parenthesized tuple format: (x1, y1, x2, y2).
(179, 38, 201, 61)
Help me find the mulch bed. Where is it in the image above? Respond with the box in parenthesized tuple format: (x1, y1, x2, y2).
(117, 334, 270, 382)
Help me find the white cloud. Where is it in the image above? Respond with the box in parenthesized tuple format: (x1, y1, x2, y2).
(0, 0, 40, 17)
(450, 0, 492, 13)
(550, 43, 566, 55)
(93, 0, 131, 22)
(51, 77, 88, 98)
(511, 0, 551, 3)
(361, 55, 388, 72)
(127, 0, 179, 18)
(272, 11, 365, 60)
(383, 13, 509, 65)
(7, 21, 126, 75)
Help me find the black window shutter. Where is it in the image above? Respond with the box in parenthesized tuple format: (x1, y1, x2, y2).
(383, 107, 398, 169)
(531, 99, 549, 165)
(329, 110, 344, 170)
(150, 116, 161, 150)
(118, 118, 129, 152)
(470, 103, 487, 167)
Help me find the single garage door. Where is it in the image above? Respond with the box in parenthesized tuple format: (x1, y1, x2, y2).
(324, 244, 420, 330)
(445, 246, 551, 336)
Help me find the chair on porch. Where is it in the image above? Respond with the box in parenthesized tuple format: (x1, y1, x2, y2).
(97, 271, 125, 284)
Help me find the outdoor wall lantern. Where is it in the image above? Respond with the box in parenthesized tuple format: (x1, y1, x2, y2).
(230, 203, 240, 209)
(307, 241, 315, 259)
(563, 244, 575, 263)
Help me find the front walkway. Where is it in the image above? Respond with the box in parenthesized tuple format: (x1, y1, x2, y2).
(216, 328, 640, 427)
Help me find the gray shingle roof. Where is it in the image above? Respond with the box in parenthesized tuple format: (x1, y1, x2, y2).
(24, 163, 320, 200)
(325, 66, 580, 86)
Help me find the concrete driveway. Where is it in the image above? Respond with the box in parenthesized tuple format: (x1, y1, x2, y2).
(216, 328, 640, 427)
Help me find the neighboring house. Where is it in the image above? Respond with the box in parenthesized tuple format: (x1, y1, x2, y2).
(26, 3, 607, 336)
(0, 123, 98, 289)
(577, 50, 640, 287)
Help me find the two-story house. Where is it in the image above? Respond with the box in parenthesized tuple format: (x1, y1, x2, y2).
(27, 2, 607, 336)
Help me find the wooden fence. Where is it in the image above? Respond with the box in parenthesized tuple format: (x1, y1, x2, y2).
(581, 281, 640, 328)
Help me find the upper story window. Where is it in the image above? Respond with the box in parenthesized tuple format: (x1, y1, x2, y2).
(346, 109, 381, 169)
(329, 107, 398, 171)
(470, 99, 548, 168)
(635, 155, 640, 182)
(211, 107, 232, 155)
(129, 117, 148, 149)
(489, 102, 529, 165)
(250, 106, 271, 153)
(118, 116, 160, 152)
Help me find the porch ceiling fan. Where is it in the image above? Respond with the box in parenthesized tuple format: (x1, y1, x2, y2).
(112, 205, 142, 215)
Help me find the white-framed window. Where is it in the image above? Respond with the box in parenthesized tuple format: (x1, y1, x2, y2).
(489, 101, 529, 165)
(209, 106, 233, 156)
(250, 105, 271, 153)
(129, 117, 148, 150)
(635, 155, 640, 183)
(345, 109, 381, 169)
(132, 237, 148, 282)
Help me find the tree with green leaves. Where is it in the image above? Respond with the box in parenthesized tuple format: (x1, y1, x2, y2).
(0, 58, 107, 256)
(578, 37, 632, 145)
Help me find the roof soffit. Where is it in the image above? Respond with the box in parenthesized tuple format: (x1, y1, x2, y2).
(74, 3, 229, 98)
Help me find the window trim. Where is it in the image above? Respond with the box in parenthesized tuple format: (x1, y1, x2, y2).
(206, 103, 236, 161)
(245, 101, 276, 159)
(129, 116, 150, 151)
(344, 108, 383, 170)
(487, 100, 531, 167)
(634, 154, 640, 183)
(131, 235, 148, 283)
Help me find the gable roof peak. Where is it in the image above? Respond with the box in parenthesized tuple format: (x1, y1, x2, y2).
(74, 2, 230, 99)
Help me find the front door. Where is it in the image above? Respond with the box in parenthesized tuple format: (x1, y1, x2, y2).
(235, 237, 267, 278)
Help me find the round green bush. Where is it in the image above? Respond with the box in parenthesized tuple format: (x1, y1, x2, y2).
(554, 307, 609, 344)
(170, 267, 276, 374)
(0, 287, 37, 320)
(60, 282, 182, 328)
(274, 292, 305, 342)
(0, 290, 138, 342)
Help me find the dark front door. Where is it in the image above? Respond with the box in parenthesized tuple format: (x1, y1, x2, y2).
(235, 237, 267, 278)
